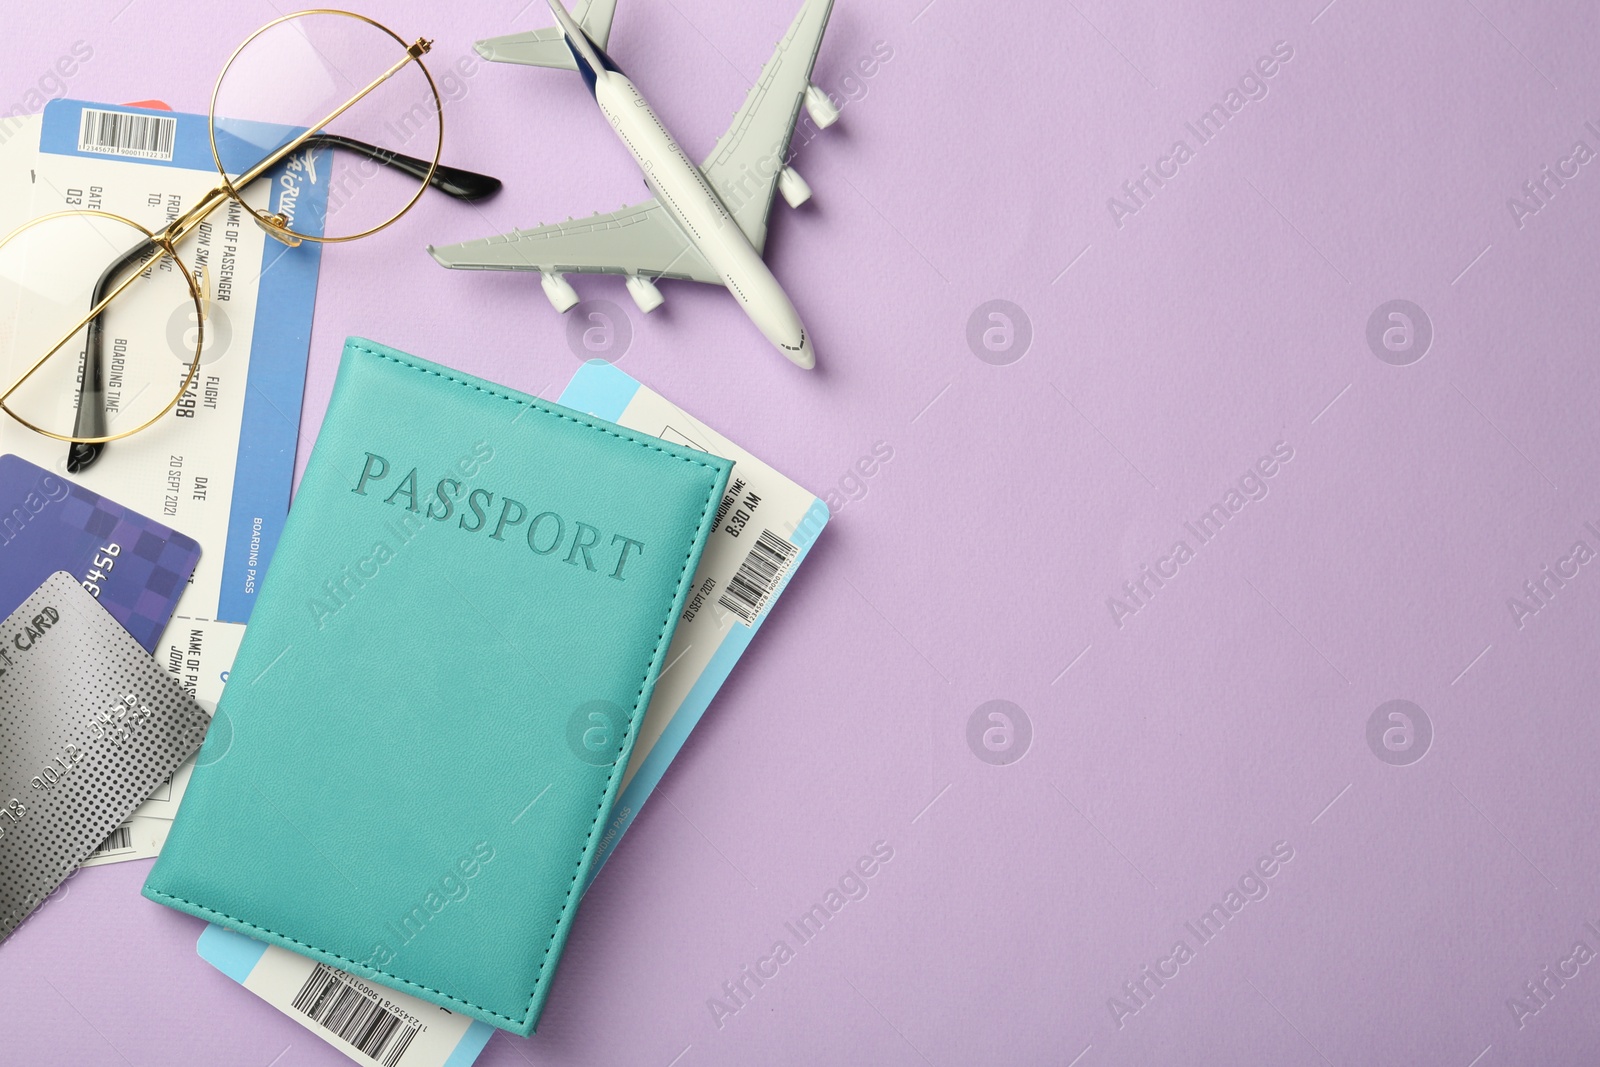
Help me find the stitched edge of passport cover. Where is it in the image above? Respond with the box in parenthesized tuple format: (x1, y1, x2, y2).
(143, 339, 730, 1032)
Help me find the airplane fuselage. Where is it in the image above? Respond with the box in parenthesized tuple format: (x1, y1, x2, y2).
(590, 69, 814, 367)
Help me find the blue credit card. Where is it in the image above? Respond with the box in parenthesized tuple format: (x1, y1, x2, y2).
(0, 455, 201, 652)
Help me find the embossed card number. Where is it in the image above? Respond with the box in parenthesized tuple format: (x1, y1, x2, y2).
(0, 694, 159, 842)
(0, 572, 209, 942)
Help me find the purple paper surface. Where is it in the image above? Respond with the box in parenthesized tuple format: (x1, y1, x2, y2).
(4, 1, 1600, 1064)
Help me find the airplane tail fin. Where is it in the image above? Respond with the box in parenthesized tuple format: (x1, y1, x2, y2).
(474, 0, 618, 70)
(576, 0, 618, 47)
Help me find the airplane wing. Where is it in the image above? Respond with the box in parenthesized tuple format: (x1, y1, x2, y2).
(426, 199, 721, 283)
(701, 0, 835, 253)
(474, 0, 618, 69)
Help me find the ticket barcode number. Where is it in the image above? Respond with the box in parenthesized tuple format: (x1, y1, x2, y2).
(77, 108, 177, 162)
(717, 529, 797, 625)
(292, 962, 421, 1066)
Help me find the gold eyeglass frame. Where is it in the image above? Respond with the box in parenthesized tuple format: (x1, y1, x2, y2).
(0, 8, 443, 447)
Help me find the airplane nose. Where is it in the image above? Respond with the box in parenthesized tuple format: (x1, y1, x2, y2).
(795, 335, 816, 370)
(781, 328, 816, 370)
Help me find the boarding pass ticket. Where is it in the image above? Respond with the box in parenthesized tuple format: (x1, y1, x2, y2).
(559, 361, 830, 884)
(0, 99, 325, 627)
(0, 102, 324, 860)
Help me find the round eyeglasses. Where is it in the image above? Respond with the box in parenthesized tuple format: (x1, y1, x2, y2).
(0, 9, 500, 473)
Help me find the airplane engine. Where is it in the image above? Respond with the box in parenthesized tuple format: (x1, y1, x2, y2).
(778, 166, 813, 208)
(540, 271, 580, 312)
(626, 274, 664, 313)
(804, 84, 840, 128)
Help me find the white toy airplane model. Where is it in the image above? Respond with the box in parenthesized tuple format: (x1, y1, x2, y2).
(428, 0, 839, 369)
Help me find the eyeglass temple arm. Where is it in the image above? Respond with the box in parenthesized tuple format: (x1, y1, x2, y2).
(66, 235, 162, 472)
(301, 133, 501, 201)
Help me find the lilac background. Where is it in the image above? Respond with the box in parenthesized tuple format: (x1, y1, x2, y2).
(6, 0, 1600, 1064)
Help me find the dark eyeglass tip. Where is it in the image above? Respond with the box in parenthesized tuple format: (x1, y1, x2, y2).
(431, 164, 502, 202)
(66, 441, 102, 474)
(299, 134, 502, 203)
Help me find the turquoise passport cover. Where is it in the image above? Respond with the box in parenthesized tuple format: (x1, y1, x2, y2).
(143, 338, 731, 1035)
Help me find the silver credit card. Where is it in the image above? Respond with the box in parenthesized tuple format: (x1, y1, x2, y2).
(0, 571, 209, 942)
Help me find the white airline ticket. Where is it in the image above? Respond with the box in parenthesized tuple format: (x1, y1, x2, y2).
(0, 115, 37, 359)
(0, 113, 187, 869)
(0, 100, 325, 860)
(556, 360, 830, 885)
(1, 99, 324, 628)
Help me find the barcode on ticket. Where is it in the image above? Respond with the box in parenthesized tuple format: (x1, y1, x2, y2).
(717, 529, 797, 624)
(91, 826, 132, 855)
(77, 108, 177, 162)
(292, 963, 421, 1066)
